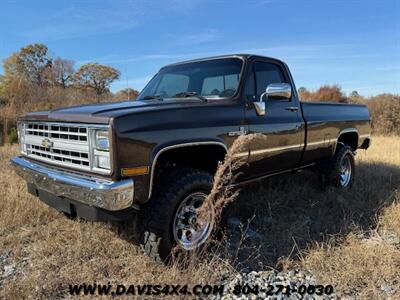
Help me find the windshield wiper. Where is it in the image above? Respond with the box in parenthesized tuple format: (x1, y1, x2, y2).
(142, 95, 163, 101)
(174, 92, 208, 102)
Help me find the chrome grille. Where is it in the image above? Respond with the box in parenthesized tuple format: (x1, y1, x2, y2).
(26, 123, 88, 141)
(20, 121, 110, 174)
(28, 144, 90, 167)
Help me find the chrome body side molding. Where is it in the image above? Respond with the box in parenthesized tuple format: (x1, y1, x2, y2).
(306, 139, 337, 147)
(250, 143, 304, 156)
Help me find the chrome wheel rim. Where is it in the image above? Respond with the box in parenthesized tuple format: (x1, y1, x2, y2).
(339, 155, 352, 187)
(173, 192, 214, 250)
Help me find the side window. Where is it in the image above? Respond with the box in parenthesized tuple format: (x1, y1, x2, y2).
(156, 74, 189, 97)
(254, 62, 286, 100)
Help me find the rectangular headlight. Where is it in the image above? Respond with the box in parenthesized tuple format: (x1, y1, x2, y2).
(90, 128, 111, 172)
(95, 130, 110, 151)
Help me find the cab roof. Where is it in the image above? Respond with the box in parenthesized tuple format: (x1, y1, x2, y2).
(162, 54, 285, 68)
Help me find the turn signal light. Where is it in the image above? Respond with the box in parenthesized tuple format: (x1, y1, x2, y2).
(121, 166, 149, 176)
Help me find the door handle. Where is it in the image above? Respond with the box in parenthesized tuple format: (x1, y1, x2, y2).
(285, 106, 299, 112)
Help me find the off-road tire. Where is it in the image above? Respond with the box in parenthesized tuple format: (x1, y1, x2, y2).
(138, 168, 213, 262)
(319, 144, 355, 188)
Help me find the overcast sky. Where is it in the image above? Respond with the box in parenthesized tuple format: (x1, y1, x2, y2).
(0, 0, 399, 96)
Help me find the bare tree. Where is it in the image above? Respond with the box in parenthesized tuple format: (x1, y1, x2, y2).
(49, 57, 75, 88)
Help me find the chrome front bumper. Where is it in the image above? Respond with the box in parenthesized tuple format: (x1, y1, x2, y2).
(11, 156, 134, 211)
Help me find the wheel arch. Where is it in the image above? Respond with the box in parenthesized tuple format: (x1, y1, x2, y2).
(148, 141, 228, 199)
(335, 128, 359, 153)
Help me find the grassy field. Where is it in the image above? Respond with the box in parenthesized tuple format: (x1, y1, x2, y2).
(0, 136, 399, 299)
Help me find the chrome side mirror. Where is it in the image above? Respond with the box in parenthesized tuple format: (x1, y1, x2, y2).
(254, 83, 292, 116)
(266, 83, 292, 99)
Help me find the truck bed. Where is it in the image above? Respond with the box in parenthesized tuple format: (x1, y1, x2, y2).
(300, 101, 371, 164)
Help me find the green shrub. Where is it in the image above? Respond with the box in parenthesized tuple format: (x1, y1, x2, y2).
(8, 127, 18, 144)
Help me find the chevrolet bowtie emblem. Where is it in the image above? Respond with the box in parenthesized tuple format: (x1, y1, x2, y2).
(41, 138, 53, 149)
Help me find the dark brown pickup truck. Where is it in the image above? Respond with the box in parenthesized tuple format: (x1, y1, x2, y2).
(11, 54, 371, 261)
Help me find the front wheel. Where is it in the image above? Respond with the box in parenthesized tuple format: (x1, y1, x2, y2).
(320, 145, 355, 188)
(138, 168, 215, 262)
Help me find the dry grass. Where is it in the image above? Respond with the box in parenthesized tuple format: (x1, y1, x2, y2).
(302, 137, 400, 298)
(0, 147, 231, 299)
(0, 136, 399, 299)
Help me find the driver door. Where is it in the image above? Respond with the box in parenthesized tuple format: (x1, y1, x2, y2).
(244, 60, 305, 178)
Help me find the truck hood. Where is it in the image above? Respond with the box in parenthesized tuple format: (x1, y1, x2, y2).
(22, 99, 206, 124)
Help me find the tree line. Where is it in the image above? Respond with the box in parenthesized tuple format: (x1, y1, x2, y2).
(0, 43, 138, 143)
(298, 85, 400, 135)
(0, 43, 399, 144)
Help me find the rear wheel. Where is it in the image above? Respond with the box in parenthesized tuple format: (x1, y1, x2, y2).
(138, 168, 214, 262)
(319, 144, 355, 188)
(338, 154, 353, 187)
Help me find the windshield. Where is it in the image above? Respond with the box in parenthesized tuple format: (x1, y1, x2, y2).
(138, 58, 243, 101)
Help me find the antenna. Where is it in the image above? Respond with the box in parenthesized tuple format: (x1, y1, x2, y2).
(125, 66, 130, 100)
